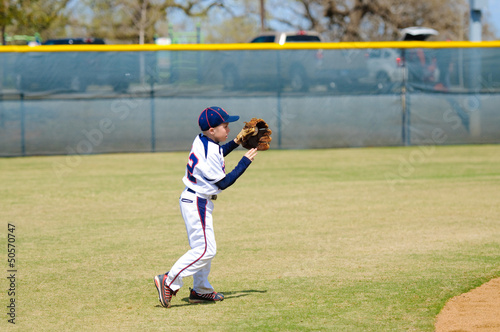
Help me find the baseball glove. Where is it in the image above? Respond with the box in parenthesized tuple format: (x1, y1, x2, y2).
(236, 118, 272, 151)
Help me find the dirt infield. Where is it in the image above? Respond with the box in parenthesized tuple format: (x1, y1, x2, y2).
(435, 278, 500, 332)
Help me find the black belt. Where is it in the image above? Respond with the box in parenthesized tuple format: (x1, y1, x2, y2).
(187, 188, 217, 200)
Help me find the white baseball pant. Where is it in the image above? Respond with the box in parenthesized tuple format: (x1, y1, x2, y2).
(166, 189, 217, 294)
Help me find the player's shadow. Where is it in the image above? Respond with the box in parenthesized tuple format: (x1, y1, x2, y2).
(180, 289, 267, 304)
(223, 289, 267, 298)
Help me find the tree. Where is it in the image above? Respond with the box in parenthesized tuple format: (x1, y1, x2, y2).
(202, 14, 261, 43)
(0, 1, 18, 45)
(3, 0, 496, 44)
(0, 0, 70, 45)
(74, 0, 228, 44)
(269, 0, 325, 32)
(196, 0, 262, 43)
(269, 0, 495, 42)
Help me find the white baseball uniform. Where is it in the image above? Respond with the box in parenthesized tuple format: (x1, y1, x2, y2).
(165, 133, 249, 294)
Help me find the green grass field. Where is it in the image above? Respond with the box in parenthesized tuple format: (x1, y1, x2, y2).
(1, 145, 499, 331)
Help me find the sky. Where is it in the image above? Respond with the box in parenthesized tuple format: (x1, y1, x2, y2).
(487, 0, 500, 37)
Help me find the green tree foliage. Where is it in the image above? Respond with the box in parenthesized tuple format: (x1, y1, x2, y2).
(0, 1, 18, 44)
(1, 0, 70, 44)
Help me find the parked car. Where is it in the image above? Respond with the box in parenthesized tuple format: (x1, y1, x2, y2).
(362, 27, 442, 91)
(364, 48, 404, 91)
(399, 27, 438, 41)
(399, 27, 440, 88)
(249, 31, 321, 44)
(15, 38, 138, 93)
(220, 31, 369, 92)
(42, 38, 105, 45)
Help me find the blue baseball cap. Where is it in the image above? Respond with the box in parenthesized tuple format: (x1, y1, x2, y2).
(198, 106, 239, 131)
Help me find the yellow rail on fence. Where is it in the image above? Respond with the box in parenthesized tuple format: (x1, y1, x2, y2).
(1, 40, 500, 53)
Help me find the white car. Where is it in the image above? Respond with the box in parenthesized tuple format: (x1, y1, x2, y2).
(365, 48, 404, 91)
(364, 27, 441, 91)
(249, 31, 322, 45)
(220, 31, 369, 92)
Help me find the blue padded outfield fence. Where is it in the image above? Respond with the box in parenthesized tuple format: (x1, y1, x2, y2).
(1, 41, 499, 156)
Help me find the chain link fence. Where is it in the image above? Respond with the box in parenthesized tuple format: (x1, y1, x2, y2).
(1, 42, 499, 157)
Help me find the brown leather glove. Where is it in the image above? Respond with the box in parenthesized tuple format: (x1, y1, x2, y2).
(238, 118, 272, 151)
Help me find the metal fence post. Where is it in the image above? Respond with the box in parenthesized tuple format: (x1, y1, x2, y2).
(150, 80, 156, 152)
(276, 50, 282, 149)
(20, 92, 26, 156)
(400, 48, 410, 146)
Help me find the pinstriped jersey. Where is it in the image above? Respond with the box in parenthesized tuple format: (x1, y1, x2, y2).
(182, 134, 225, 196)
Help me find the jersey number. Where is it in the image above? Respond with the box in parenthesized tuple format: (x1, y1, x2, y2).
(187, 153, 199, 183)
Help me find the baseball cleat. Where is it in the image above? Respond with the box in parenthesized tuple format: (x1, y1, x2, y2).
(154, 273, 176, 308)
(188, 288, 224, 304)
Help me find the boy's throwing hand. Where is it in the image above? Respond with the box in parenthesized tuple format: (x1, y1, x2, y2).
(244, 148, 258, 161)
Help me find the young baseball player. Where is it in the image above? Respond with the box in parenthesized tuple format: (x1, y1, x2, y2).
(154, 106, 258, 308)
